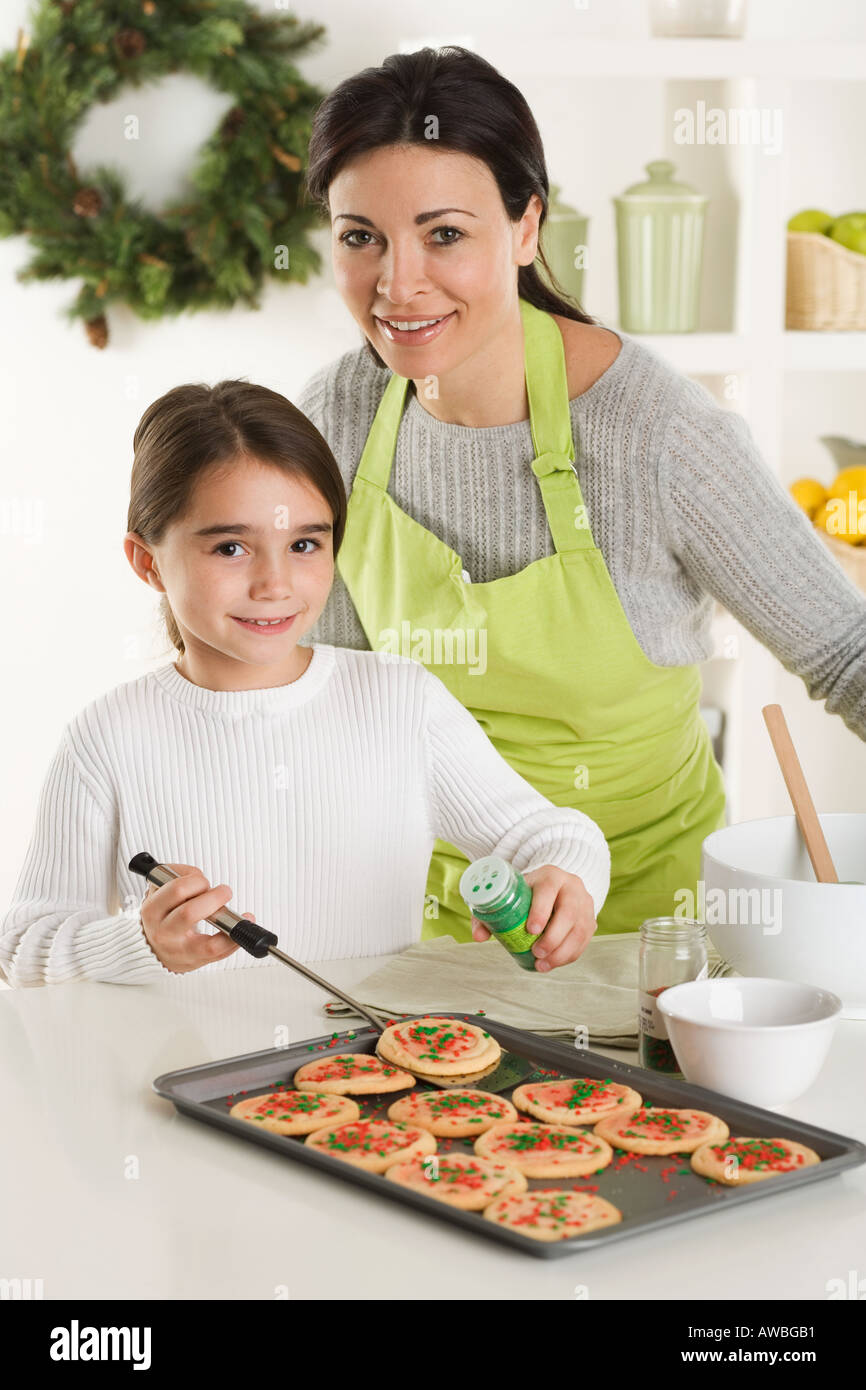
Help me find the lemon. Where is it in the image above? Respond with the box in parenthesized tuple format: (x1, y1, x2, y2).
(814, 498, 866, 545)
(789, 477, 827, 518)
(827, 466, 866, 500)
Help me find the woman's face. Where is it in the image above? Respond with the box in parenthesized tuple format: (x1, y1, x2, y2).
(329, 143, 541, 378)
(126, 457, 335, 678)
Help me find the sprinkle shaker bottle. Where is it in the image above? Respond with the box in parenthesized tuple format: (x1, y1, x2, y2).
(459, 856, 538, 971)
(638, 917, 708, 1073)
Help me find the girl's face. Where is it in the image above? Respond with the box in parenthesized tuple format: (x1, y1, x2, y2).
(329, 143, 541, 378)
(126, 456, 335, 682)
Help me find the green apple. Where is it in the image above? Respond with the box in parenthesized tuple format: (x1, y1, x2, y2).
(829, 213, 866, 256)
(787, 208, 835, 234)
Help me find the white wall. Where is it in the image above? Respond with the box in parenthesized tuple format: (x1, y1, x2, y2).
(3, 0, 866, 911)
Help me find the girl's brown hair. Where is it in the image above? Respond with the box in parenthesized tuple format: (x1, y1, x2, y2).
(305, 45, 596, 367)
(127, 380, 346, 659)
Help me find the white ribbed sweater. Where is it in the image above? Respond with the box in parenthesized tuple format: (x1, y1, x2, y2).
(0, 644, 610, 987)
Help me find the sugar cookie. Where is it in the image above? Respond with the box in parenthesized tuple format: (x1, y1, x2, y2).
(475, 1120, 613, 1177)
(229, 1088, 359, 1135)
(594, 1106, 728, 1154)
(376, 1016, 500, 1077)
(304, 1119, 436, 1173)
(691, 1136, 821, 1184)
(292, 1053, 415, 1095)
(484, 1188, 622, 1241)
(388, 1056, 502, 1090)
(512, 1077, 642, 1125)
(386, 1153, 527, 1210)
(387, 1088, 518, 1137)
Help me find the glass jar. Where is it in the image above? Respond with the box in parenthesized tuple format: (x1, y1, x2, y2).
(638, 917, 708, 1074)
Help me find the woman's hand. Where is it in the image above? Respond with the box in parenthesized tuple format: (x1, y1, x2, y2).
(139, 862, 254, 974)
(470, 864, 597, 971)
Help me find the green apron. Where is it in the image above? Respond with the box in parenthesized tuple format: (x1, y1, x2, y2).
(336, 297, 727, 937)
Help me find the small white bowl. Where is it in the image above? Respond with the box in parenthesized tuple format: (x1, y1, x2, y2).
(656, 977, 842, 1109)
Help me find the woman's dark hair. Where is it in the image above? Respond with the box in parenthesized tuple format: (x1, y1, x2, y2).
(127, 380, 347, 659)
(305, 46, 596, 367)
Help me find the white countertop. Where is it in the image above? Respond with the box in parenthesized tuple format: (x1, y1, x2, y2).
(2, 954, 864, 1300)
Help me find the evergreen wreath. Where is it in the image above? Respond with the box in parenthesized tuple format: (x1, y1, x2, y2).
(0, 0, 327, 347)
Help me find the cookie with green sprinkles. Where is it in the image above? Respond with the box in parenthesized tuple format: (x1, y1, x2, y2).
(512, 1077, 643, 1126)
(387, 1088, 518, 1137)
(304, 1119, 436, 1173)
(483, 1188, 622, 1242)
(376, 1016, 500, 1077)
(475, 1120, 614, 1177)
(293, 1053, 416, 1095)
(593, 1106, 728, 1155)
(229, 1089, 360, 1136)
(690, 1136, 821, 1184)
(385, 1153, 527, 1210)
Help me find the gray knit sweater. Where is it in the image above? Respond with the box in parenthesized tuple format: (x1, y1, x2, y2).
(295, 330, 866, 741)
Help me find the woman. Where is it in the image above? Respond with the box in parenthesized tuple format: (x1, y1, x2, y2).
(295, 45, 866, 943)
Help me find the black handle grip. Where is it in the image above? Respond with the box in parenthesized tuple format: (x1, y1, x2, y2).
(128, 849, 277, 958)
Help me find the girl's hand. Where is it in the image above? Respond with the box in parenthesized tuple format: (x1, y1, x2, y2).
(470, 864, 597, 971)
(139, 862, 253, 974)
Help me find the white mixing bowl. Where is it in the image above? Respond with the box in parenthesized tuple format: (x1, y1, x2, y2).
(657, 977, 842, 1108)
(701, 813, 866, 1016)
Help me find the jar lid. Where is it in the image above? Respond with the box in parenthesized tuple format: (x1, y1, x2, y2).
(615, 160, 707, 205)
(459, 855, 516, 912)
(547, 182, 584, 220)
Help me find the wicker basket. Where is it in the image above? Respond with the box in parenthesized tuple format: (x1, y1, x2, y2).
(815, 524, 866, 592)
(785, 231, 866, 331)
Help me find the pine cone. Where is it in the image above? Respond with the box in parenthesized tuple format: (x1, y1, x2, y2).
(73, 187, 102, 218)
(115, 28, 147, 60)
(85, 315, 108, 350)
(220, 106, 246, 140)
(57, 1, 77, 15)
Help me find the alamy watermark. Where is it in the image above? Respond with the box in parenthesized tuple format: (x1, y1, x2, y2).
(674, 881, 782, 935)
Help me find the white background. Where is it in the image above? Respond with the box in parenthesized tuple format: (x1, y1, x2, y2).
(2, 0, 866, 911)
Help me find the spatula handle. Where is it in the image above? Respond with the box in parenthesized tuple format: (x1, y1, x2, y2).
(761, 705, 838, 883)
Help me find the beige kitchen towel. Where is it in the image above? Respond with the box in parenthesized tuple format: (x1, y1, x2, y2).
(322, 933, 732, 1050)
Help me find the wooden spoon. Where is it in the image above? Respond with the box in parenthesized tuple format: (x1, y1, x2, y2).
(762, 704, 840, 883)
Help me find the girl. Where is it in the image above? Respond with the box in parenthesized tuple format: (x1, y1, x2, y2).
(296, 45, 866, 940)
(0, 380, 610, 986)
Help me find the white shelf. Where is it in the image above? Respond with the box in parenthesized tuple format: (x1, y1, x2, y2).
(623, 330, 866, 374)
(486, 37, 866, 80)
(624, 332, 751, 373)
(783, 332, 866, 371)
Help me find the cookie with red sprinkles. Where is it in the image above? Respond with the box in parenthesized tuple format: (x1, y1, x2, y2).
(512, 1077, 642, 1125)
(484, 1188, 622, 1242)
(292, 1053, 415, 1095)
(376, 1016, 500, 1077)
(475, 1120, 614, 1177)
(386, 1153, 527, 1210)
(594, 1106, 728, 1154)
(691, 1136, 821, 1184)
(304, 1119, 436, 1173)
(387, 1088, 518, 1137)
(229, 1088, 360, 1135)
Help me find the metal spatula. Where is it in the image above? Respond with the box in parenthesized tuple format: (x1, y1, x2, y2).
(129, 851, 534, 1092)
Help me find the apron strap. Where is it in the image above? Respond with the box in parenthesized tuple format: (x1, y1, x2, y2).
(521, 298, 595, 554)
(355, 371, 410, 490)
(354, 300, 596, 554)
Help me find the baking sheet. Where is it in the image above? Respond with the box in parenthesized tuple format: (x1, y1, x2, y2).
(152, 1012, 866, 1260)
